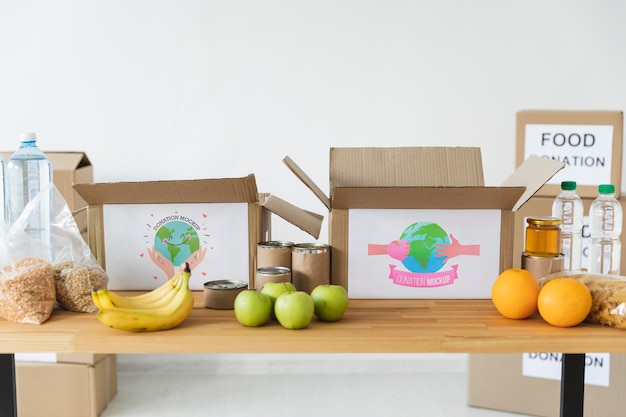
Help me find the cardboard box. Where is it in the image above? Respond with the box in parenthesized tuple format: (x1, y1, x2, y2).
(285, 147, 564, 298)
(74, 175, 323, 290)
(515, 110, 623, 198)
(15, 353, 108, 366)
(467, 353, 626, 417)
(2, 151, 93, 235)
(16, 354, 117, 417)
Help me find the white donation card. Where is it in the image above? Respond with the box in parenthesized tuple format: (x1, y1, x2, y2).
(348, 208, 501, 299)
(522, 353, 610, 387)
(102, 203, 250, 290)
(524, 124, 614, 187)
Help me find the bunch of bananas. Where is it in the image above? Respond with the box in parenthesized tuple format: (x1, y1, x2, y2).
(91, 263, 194, 332)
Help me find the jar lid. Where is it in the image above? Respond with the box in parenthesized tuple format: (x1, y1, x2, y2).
(257, 266, 291, 276)
(257, 241, 294, 249)
(292, 243, 330, 254)
(204, 280, 248, 290)
(526, 216, 561, 226)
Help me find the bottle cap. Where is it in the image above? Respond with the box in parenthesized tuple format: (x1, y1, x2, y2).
(599, 184, 615, 195)
(19, 132, 36, 142)
(561, 181, 577, 191)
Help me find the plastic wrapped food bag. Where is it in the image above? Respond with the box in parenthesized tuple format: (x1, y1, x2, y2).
(1, 184, 109, 320)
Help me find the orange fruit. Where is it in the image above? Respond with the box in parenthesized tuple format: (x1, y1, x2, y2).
(491, 268, 540, 319)
(538, 278, 592, 327)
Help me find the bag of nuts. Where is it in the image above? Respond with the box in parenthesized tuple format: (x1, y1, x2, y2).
(53, 262, 108, 313)
(0, 258, 56, 324)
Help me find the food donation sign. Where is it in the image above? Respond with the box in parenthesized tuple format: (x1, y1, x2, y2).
(524, 123, 614, 188)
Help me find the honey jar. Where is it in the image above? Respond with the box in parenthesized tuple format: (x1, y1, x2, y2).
(525, 216, 562, 258)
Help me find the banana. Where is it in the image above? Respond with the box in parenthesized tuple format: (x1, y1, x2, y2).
(106, 271, 184, 309)
(91, 290, 104, 311)
(95, 263, 194, 332)
(92, 288, 117, 310)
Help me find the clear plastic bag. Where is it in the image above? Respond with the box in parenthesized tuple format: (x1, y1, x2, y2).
(0, 184, 108, 321)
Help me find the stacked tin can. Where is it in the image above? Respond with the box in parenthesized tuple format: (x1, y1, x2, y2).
(256, 241, 330, 293)
(256, 241, 294, 289)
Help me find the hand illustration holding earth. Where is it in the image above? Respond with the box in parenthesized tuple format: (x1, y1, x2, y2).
(368, 222, 480, 274)
(369, 235, 478, 263)
(433, 234, 480, 262)
(148, 246, 207, 279)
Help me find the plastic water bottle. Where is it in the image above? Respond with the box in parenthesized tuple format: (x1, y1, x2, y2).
(5, 132, 53, 243)
(552, 181, 583, 271)
(0, 154, 5, 224)
(589, 184, 623, 275)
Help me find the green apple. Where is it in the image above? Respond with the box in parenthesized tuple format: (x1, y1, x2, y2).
(234, 290, 272, 327)
(260, 282, 297, 318)
(310, 284, 349, 322)
(274, 291, 314, 330)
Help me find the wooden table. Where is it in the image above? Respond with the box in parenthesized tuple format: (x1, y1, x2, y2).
(2, 294, 625, 416)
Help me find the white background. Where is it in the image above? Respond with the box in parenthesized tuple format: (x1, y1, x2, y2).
(2, 0, 626, 244)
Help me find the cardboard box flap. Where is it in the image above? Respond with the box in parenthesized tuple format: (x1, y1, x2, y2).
(500, 155, 565, 211)
(260, 194, 324, 239)
(47, 152, 92, 171)
(332, 186, 526, 210)
(74, 174, 259, 205)
(283, 156, 331, 210)
(284, 147, 485, 211)
(329, 147, 485, 189)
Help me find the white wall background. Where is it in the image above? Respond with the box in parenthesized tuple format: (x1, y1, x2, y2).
(2, 0, 626, 243)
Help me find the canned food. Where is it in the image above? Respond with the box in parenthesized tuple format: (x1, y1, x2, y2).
(257, 241, 294, 269)
(203, 280, 248, 310)
(255, 266, 291, 290)
(291, 243, 330, 294)
(521, 253, 564, 280)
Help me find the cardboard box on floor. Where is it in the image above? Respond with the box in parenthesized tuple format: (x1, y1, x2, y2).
(16, 354, 117, 417)
(74, 175, 323, 290)
(284, 147, 564, 298)
(467, 354, 626, 417)
(2, 151, 93, 237)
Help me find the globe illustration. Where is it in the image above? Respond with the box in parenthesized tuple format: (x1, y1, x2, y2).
(399, 222, 450, 273)
(154, 220, 200, 267)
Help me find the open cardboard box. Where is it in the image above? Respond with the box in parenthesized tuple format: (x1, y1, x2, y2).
(285, 147, 564, 298)
(74, 175, 323, 290)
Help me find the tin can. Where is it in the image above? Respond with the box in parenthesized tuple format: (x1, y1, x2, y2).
(521, 253, 564, 280)
(257, 241, 294, 269)
(203, 280, 248, 310)
(255, 266, 292, 290)
(291, 243, 330, 294)
(525, 217, 562, 258)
